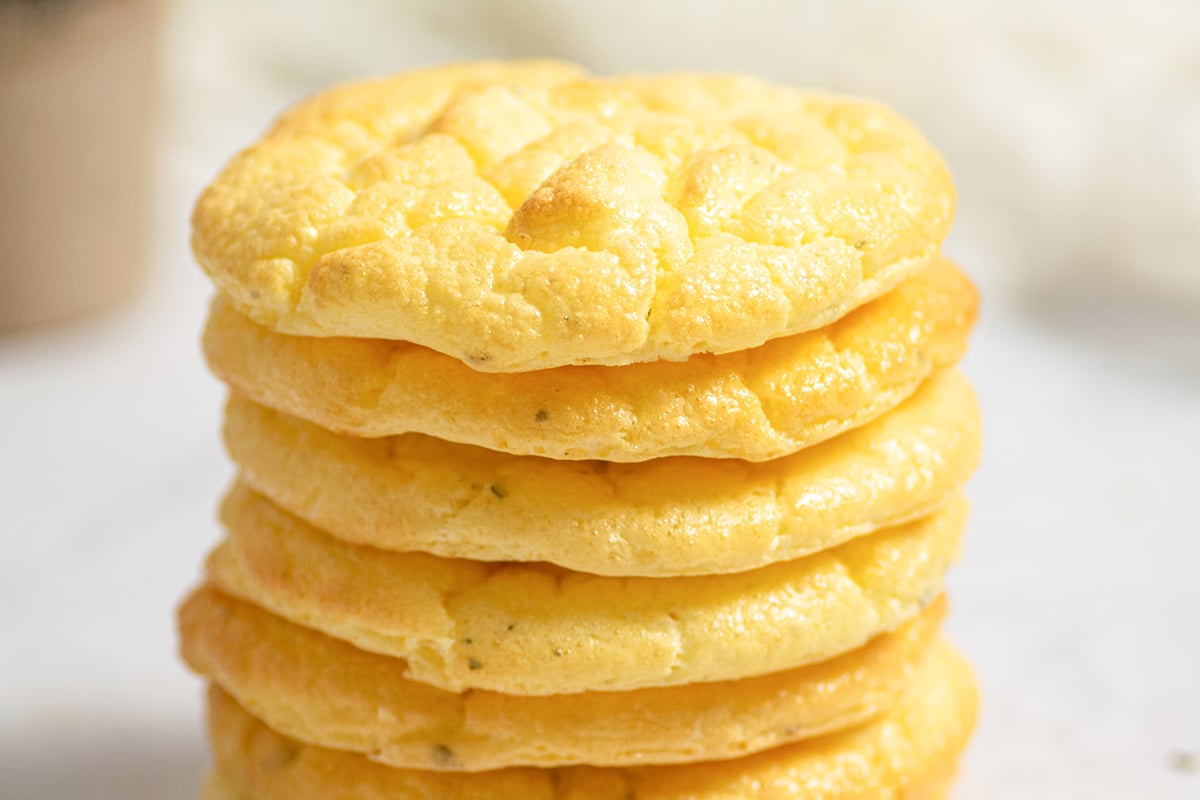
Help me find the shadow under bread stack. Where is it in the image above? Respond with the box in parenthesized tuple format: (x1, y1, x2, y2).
(178, 61, 982, 799)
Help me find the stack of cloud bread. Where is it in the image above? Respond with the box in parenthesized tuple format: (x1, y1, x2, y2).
(178, 60, 982, 799)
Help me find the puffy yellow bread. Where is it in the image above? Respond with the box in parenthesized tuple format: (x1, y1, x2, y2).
(224, 369, 978, 578)
(192, 60, 955, 372)
(202, 641, 977, 798)
(204, 258, 977, 462)
(205, 485, 965, 695)
(180, 585, 944, 770)
(202, 774, 239, 800)
(203, 772, 955, 800)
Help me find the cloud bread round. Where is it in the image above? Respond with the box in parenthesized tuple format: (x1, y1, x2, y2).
(204, 258, 977, 462)
(192, 60, 955, 372)
(205, 484, 965, 695)
(225, 370, 979, 577)
(180, 585, 945, 770)
(202, 641, 976, 799)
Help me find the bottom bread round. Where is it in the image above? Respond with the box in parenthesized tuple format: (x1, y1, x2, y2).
(200, 640, 976, 799)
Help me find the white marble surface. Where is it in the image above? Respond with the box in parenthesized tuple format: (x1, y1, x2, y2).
(2, 2, 1199, 797)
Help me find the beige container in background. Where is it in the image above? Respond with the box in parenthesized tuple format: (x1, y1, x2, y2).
(0, 0, 160, 331)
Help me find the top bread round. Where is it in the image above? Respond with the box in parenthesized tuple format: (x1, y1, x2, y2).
(192, 60, 955, 372)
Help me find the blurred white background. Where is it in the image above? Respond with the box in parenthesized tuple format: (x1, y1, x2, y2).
(1, 1, 1197, 798)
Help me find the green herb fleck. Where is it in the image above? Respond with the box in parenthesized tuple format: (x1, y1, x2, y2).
(467, 657, 483, 671)
(552, 647, 564, 657)
(854, 240, 867, 249)
(432, 744, 456, 766)
(264, 740, 300, 770)
(534, 409, 549, 422)
(1169, 750, 1198, 774)
(489, 484, 507, 499)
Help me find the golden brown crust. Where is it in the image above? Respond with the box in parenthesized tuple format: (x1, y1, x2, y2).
(224, 369, 979, 577)
(205, 485, 966, 695)
(180, 586, 945, 770)
(205, 641, 977, 798)
(204, 258, 977, 462)
(192, 61, 955, 371)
